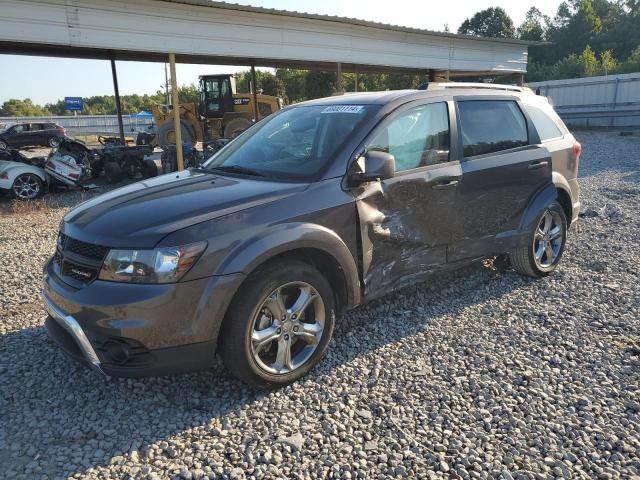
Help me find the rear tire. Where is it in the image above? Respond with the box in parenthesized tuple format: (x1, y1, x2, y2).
(224, 117, 252, 139)
(12, 173, 43, 200)
(48, 136, 61, 148)
(104, 162, 123, 184)
(510, 201, 567, 278)
(219, 260, 336, 389)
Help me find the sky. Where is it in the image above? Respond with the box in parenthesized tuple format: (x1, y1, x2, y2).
(0, 0, 563, 105)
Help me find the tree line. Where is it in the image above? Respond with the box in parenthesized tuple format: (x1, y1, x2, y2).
(1, 0, 638, 116)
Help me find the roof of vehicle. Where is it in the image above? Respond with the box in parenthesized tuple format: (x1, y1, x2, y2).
(294, 83, 535, 107)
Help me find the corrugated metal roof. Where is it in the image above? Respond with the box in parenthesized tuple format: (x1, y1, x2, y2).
(160, 0, 546, 47)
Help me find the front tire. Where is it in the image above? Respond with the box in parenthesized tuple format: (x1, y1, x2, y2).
(219, 260, 336, 388)
(0, 139, 7, 150)
(510, 201, 567, 278)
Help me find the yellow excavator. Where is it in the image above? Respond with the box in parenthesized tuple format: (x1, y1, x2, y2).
(149, 74, 282, 148)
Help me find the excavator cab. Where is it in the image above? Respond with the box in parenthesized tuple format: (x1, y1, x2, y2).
(199, 75, 235, 119)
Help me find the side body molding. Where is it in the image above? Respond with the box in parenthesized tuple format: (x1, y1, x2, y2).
(216, 222, 362, 309)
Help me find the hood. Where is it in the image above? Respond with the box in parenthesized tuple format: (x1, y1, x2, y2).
(63, 170, 307, 248)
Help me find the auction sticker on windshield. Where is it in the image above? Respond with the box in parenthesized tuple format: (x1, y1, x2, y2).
(321, 105, 365, 114)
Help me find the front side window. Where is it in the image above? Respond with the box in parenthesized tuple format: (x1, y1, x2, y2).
(366, 102, 450, 172)
(458, 100, 528, 157)
(524, 103, 563, 141)
(204, 104, 376, 181)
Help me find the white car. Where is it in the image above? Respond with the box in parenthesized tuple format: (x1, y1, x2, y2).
(0, 159, 48, 200)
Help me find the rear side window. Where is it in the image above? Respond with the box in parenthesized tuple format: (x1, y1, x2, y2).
(524, 104, 563, 141)
(458, 100, 528, 157)
(366, 102, 450, 172)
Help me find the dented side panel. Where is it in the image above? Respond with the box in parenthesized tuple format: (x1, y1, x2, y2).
(354, 162, 462, 300)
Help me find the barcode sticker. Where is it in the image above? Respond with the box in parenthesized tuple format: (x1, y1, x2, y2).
(321, 105, 365, 114)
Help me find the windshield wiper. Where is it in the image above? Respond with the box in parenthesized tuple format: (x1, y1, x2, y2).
(208, 165, 268, 177)
(190, 167, 217, 175)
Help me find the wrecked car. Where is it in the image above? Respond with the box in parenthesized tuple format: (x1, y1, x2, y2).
(44, 137, 95, 187)
(43, 84, 581, 388)
(0, 149, 48, 200)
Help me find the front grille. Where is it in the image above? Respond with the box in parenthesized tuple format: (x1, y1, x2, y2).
(59, 232, 109, 261)
(55, 232, 108, 286)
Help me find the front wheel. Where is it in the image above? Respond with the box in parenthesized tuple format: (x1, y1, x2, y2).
(219, 260, 336, 388)
(510, 201, 567, 278)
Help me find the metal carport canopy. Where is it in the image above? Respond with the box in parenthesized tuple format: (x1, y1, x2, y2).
(0, 0, 539, 75)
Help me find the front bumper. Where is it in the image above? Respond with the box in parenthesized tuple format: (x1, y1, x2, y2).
(42, 258, 245, 377)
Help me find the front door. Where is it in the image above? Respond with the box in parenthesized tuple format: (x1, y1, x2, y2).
(449, 98, 553, 261)
(351, 100, 462, 299)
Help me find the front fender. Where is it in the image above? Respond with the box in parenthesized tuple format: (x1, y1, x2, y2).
(217, 222, 361, 309)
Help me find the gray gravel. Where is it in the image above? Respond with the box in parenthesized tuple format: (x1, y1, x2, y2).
(1, 130, 639, 479)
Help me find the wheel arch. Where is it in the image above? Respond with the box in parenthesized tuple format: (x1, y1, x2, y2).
(519, 182, 559, 234)
(216, 223, 361, 313)
(552, 171, 574, 226)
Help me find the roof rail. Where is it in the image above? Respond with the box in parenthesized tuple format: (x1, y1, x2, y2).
(425, 82, 532, 93)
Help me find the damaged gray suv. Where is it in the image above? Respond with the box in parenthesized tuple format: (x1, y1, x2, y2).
(43, 84, 581, 388)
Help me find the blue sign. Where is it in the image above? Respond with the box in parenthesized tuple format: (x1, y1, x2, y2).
(64, 97, 84, 111)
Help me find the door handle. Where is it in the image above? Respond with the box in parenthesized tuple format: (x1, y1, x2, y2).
(528, 160, 549, 170)
(432, 179, 459, 189)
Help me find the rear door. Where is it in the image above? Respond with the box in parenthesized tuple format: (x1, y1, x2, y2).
(448, 97, 552, 261)
(352, 98, 463, 298)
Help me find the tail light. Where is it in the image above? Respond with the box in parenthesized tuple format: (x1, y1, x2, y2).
(0, 172, 8, 180)
(57, 127, 66, 134)
(69, 173, 79, 179)
(573, 141, 582, 169)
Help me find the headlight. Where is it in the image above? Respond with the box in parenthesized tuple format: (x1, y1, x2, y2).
(98, 241, 207, 284)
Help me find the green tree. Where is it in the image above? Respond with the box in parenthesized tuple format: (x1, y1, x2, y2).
(305, 71, 336, 99)
(458, 7, 516, 38)
(0, 98, 51, 116)
(518, 7, 548, 41)
(618, 45, 640, 73)
(276, 69, 307, 103)
(578, 45, 601, 75)
(600, 49, 617, 74)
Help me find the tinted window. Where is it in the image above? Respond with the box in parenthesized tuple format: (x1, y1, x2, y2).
(367, 102, 450, 172)
(525, 104, 563, 141)
(458, 101, 528, 157)
(204, 104, 376, 181)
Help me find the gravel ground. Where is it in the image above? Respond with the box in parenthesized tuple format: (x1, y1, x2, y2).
(0, 130, 638, 479)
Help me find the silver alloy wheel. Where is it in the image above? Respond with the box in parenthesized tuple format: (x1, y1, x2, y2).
(48, 137, 60, 148)
(13, 174, 41, 200)
(533, 209, 563, 269)
(251, 281, 325, 375)
(0, 139, 6, 150)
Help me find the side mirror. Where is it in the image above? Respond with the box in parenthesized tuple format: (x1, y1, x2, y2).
(351, 150, 395, 184)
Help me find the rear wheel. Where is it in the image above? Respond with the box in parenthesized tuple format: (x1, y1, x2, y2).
(12, 173, 43, 200)
(104, 162, 123, 184)
(48, 136, 61, 148)
(219, 260, 336, 388)
(224, 117, 252, 139)
(510, 201, 567, 277)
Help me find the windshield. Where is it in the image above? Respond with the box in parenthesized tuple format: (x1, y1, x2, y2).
(203, 104, 377, 181)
